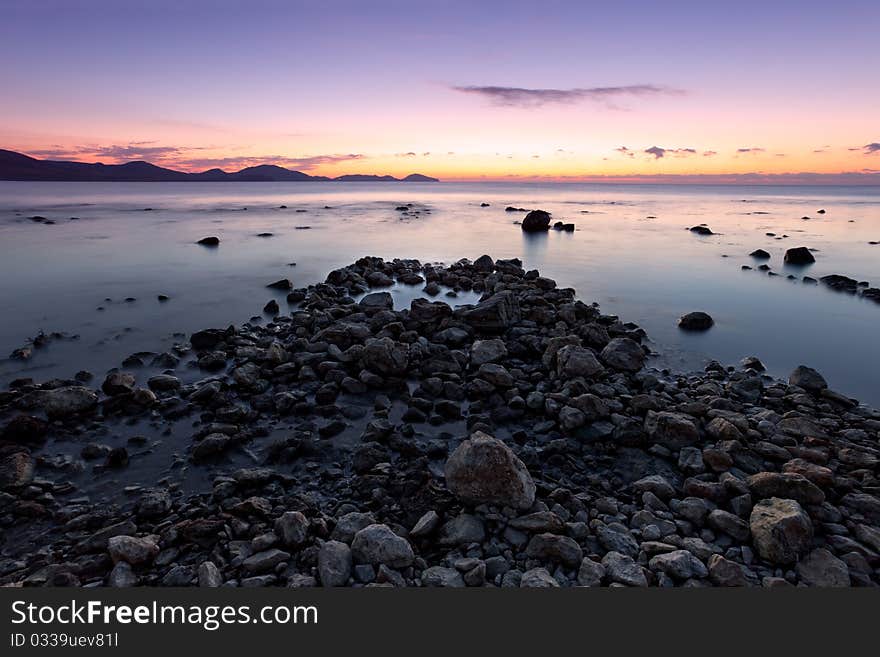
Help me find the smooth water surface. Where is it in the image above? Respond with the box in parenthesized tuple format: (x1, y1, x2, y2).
(1, 181, 878, 404)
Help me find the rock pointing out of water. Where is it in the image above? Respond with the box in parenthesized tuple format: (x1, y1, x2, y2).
(197, 236, 220, 247)
(784, 247, 815, 264)
(445, 431, 536, 510)
(521, 210, 551, 232)
(678, 311, 714, 331)
(789, 365, 828, 392)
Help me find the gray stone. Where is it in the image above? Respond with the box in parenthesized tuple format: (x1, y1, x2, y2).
(649, 549, 708, 580)
(749, 498, 813, 564)
(351, 524, 414, 567)
(796, 548, 850, 587)
(421, 566, 465, 587)
(318, 541, 352, 587)
(445, 431, 535, 510)
(601, 551, 647, 587)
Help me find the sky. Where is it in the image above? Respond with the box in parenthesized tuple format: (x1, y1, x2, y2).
(1, 0, 879, 182)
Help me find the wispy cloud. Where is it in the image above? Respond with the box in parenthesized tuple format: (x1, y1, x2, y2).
(451, 84, 683, 108)
(643, 146, 698, 159)
(29, 143, 187, 163)
(863, 142, 880, 154)
(184, 153, 364, 172)
(736, 147, 765, 154)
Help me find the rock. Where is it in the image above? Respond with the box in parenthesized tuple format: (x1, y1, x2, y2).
(477, 363, 514, 387)
(191, 433, 231, 461)
(525, 533, 583, 567)
(445, 431, 536, 510)
(108, 562, 138, 587)
(410, 510, 440, 538)
(461, 291, 521, 332)
(473, 254, 494, 271)
(197, 236, 220, 246)
(198, 561, 223, 587)
(331, 512, 377, 543)
(521, 209, 551, 232)
(2, 415, 48, 444)
(351, 524, 414, 567)
(439, 514, 486, 546)
(0, 451, 34, 488)
(707, 510, 750, 541)
(147, 374, 181, 392)
(750, 249, 771, 259)
(243, 549, 290, 574)
(318, 541, 352, 587)
(422, 566, 466, 587)
(649, 550, 708, 580)
(359, 292, 393, 311)
(275, 511, 309, 547)
(600, 337, 645, 372)
(555, 344, 604, 379)
(633, 475, 676, 500)
(38, 386, 98, 417)
(264, 299, 279, 315)
(267, 279, 292, 290)
(784, 247, 815, 264)
(788, 365, 827, 392)
(644, 411, 700, 450)
(678, 311, 714, 331)
(707, 554, 757, 587)
(102, 371, 136, 396)
(601, 551, 647, 587)
(470, 339, 507, 365)
(107, 535, 159, 565)
(690, 225, 714, 235)
(520, 567, 560, 587)
(749, 498, 813, 564)
(577, 558, 605, 586)
(796, 548, 850, 587)
(747, 472, 825, 506)
(362, 337, 408, 376)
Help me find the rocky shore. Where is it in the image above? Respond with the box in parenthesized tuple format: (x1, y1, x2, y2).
(1, 255, 879, 588)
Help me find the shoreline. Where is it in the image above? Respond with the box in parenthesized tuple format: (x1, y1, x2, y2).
(1, 255, 878, 587)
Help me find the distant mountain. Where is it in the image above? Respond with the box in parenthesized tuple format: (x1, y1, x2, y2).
(0, 149, 439, 182)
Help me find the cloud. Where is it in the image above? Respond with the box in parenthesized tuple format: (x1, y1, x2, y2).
(451, 84, 682, 108)
(736, 147, 765, 154)
(615, 146, 635, 158)
(184, 153, 364, 172)
(643, 146, 698, 159)
(863, 142, 880, 154)
(29, 143, 187, 162)
(395, 152, 417, 157)
(703, 150, 717, 157)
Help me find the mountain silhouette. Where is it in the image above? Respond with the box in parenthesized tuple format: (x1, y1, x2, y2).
(0, 149, 439, 182)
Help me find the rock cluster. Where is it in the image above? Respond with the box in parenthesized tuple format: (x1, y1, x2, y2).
(0, 255, 878, 588)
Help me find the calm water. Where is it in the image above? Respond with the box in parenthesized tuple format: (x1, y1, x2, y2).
(1, 181, 878, 405)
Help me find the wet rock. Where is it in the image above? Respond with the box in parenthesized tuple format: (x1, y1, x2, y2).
(197, 236, 220, 246)
(521, 209, 551, 232)
(750, 249, 771, 259)
(267, 279, 292, 290)
(689, 225, 714, 235)
(678, 311, 714, 331)
(102, 371, 136, 396)
(789, 365, 828, 392)
(2, 415, 48, 444)
(38, 386, 98, 417)
(445, 431, 536, 510)
(784, 247, 815, 264)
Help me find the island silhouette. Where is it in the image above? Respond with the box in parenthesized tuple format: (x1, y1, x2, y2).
(0, 149, 439, 182)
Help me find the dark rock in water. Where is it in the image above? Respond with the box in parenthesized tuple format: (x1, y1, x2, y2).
(758, 264, 771, 271)
(359, 292, 393, 311)
(789, 365, 828, 392)
(157, 294, 169, 302)
(264, 299, 280, 315)
(784, 247, 815, 264)
(521, 210, 551, 232)
(190, 328, 227, 350)
(750, 249, 771, 259)
(741, 356, 765, 372)
(480, 202, 490, 207)
(817, 209, 826, 214)
(505, 206, 527, 212)
(861, 288, 880, 303)
(689, 225, 714, 235)
(803, 276, 817, 284)
(395, 206, 409, 211)
(678, 311, 714, 331)
(820, 274, 858, 293)
(461, 291, 521, 332)
(197, 236, 220, 247)
(2, 415, 48, 444)
(553, 221, 575, 232)
(741, 265, 752, 270)
(256, 232, 274, 238)
(104, 447, 129, 469)
(279, 205, 287, 209)
(869, 241, 878, 246)
(473, 254, 494, 272)
(267, 279, 292, 290)
(102, 372, 136, 396)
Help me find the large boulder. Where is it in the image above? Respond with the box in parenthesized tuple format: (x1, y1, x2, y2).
(747, 472, 825, 506)
(461, 291, 521, 332)
(521, 209, 551, 232)
(678, 311, 714, 331)
(445, 431, 535, 510)
(795, 548, 850, 587)
(749, 498, 813, 564)
(358, 292, 393, 312)
(600, 337, 645, 372)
